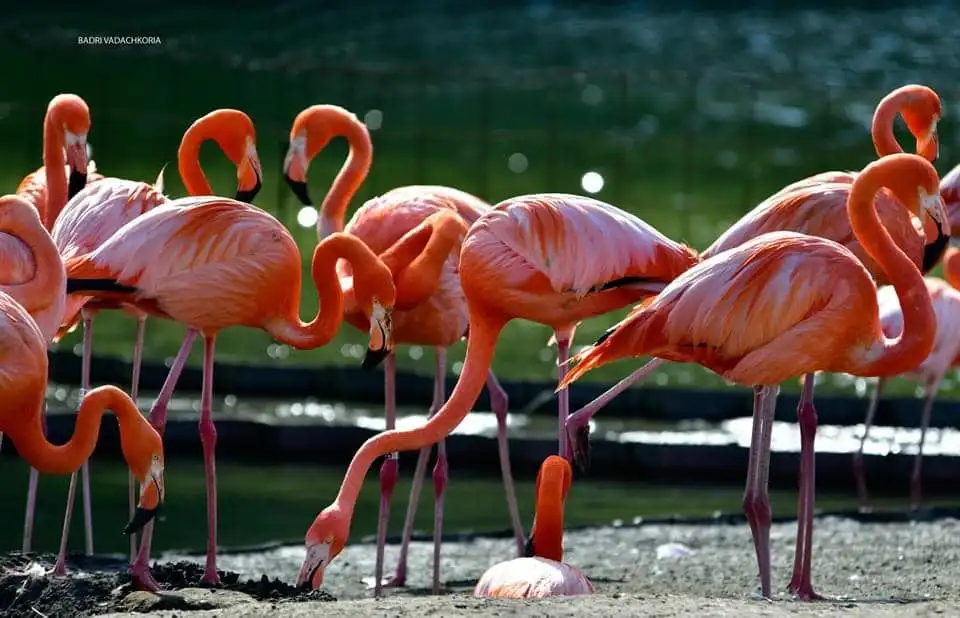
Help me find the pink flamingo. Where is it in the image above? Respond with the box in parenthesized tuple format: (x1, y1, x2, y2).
(282, 104, 522, 595)
(558, 154, 945, 600)
(474, 455, 593, 598)
(294, 193, 698, 590)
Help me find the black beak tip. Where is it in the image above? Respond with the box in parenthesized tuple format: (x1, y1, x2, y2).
(124, 506, 160, 535)
(572, 425, 592, 473)
(523, 535, 536, 558)
(235, 177, 263, 204)
(68, 170, 87, 200)
(284, 176, 312, 207)
(922, 228, 950, 274)
(361, 347, 390, 371)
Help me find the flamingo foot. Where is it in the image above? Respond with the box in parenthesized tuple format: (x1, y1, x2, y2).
(51, 557, 68, 577)
(786, 579, 826, 601)
(200, 566, 221, 587)
(384, 563, 407, 588)
(131, 562, 161, 592)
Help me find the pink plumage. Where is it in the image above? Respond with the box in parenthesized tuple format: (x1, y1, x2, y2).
(474, 557, 594, 598)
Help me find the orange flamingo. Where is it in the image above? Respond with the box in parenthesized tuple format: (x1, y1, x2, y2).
(294, 193, 698, 590)
(853, 260, 960, 510)
(283, 104, 523, 595)
(63, 195, 399, 590)
(15, 94, 101, 230)
(556, 154, 944, 600)
(563, 84, 946, 474)
(0, 284, 164, 551)
(45, 108, 262, 566)
(473, 455, 593, 598)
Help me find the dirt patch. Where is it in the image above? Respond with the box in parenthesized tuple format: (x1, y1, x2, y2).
(0, 552, 333, 618)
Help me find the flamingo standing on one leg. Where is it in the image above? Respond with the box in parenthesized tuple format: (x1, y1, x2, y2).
(474, 455, 594, 598)
(293, 193, 699, 590)
(47, 108, 263, 567)
(283, 104, 524, 595)
(853, 254, 960, 510)
(63, 196, 400, 590)
(556, 154, 944, 600)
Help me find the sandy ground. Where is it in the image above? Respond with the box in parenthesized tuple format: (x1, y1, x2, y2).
(7, 517, 960, 617)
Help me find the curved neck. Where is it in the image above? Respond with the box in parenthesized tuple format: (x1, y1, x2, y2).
(42, 110, 68, 230)
(178, 129, 215, 196)
(0, 215, 65, 343)
(380, 212, 466, 310)
(332, 309, 505, 521)
(530, 477, 565, 562)
(871, 90, 913, 158)
(317, 119, 373, 236)
(849, 170, 936, 374)
(263, 234, 381, 349)
(8, 386, 142, 475)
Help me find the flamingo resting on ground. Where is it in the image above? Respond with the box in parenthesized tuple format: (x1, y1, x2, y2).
(283, 104, 523, 595)
(294, 193, 698, 589)
(556, 154, 944, 600)
(63, 196, 399, 590)
(47, 107, 263, 566)
(854, 268, 960, 510)
(474, 455, 593, 598)
(0, 250, 163, 545)
(562, 83, 947, 488)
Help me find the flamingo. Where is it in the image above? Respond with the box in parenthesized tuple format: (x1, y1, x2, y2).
(0, 289, 164, 545)
(282, 104, 522, 595)
(45, 108, 263, 567)
(853, 265, 960, 510)
(0, 195, 161, 544)
(15, 94, 102, 231)
(556, 154, 944, 600)
(941, 162, 960, 230)
(474, 455, 593, 598)
(561, 84, 947, 474)
(294, 193, 699, 589)
(62, 195, 401, 590)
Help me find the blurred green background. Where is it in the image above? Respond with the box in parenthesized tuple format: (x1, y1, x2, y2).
(2, 3, 958, 397)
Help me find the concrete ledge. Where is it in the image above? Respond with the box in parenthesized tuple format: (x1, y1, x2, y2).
(47, 350, 960, 428)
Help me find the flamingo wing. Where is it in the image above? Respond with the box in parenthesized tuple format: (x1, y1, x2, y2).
(562, 231, 881, 387)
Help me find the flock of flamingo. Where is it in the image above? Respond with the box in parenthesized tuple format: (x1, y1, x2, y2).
(0, 83, 959, 602)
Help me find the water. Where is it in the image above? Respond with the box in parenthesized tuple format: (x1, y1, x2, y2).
(44, 382, 960, 458)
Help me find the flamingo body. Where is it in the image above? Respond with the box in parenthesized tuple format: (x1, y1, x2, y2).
(941, 163, 960, 231)
(877, 278, 960, 380)
(16, 162, 104, 217)
(474, 557, 594, 598)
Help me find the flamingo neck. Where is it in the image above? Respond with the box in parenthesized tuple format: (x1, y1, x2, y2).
(332, 308, 505, 521)
(848, 164, 936, 374)
(317, 118, 373, 238)
(177, 129, 215, 196)
(41, 111, 68, 230)
(871, 88, 916, 158)
(528, 467, 568, 562)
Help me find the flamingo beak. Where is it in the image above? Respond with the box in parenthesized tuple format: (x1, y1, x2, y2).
(125, 457, 164, 535)
(297, 542, 331, 589)
(362, 301, 393, 370)
(283, 138, 311, 206)
(235, 141, 262, 203)
(64, 132, 89, 199)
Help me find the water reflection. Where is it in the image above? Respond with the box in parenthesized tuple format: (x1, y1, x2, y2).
(43, 382, 958, 457)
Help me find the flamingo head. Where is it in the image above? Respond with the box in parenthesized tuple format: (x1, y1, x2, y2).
(297, 505, 349, 589)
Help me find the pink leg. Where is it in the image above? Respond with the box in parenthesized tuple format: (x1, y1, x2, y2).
(742, 385, 777, 600)
(485, 369, 524, 557)
(565, 357, 666, 470)
(372, 353, 399, 598)
(52, 312, 96, 575)
(910, 377, 941, 511)
(787, 373, 823, 601)
(853, 377, 886, 510)
(130, 329, 198, 591)
(554, 327, 576, 462)
(430, 349, 449, 595)
(80, 313, 95, 556)
(127, 315, 147, 562)
(387, 349, 444, 588)
(22, 409, 45, 552)
(198, 336, 221, 586)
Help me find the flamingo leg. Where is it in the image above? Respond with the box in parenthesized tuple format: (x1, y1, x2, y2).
(80, 313, 96, 556)
(127, 314, 147, 561)
(372, 353, 399, 598)
(52, 312, 96, 575)
(387, 349, 444, 589)
(485, 369, 524, 556)
(21, 411, 45, 552)
(130, 329, 198, 590)
(431, 347, 448, 595)
(198, 335, 221, 586)
(787, 373, 823, 600)
(565, 357, 666, 470)
(554, 327, 576, 462)
(742, 384, 777, 600)
(910, 377, 942, 511)
(853, 377, 886, 509)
